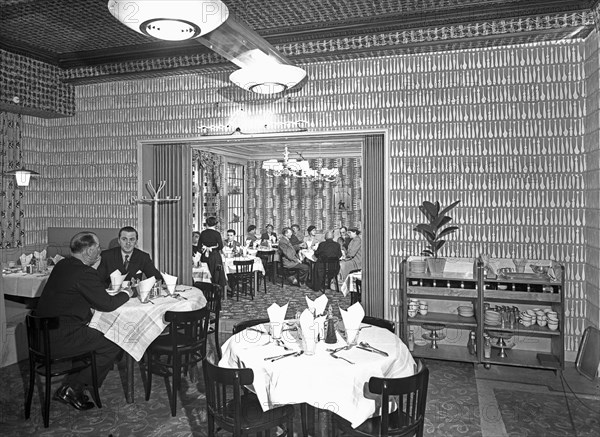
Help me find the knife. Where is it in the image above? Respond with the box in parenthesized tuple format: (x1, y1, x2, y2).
(357, 343, 389, 356)
(271, 350, 304, 362)
(265, 351, 297, 361)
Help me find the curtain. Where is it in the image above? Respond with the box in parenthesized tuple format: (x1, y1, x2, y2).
(153, 144, 193, 285)
(362, 134, 385, 318)
(0, 112, 25, 248)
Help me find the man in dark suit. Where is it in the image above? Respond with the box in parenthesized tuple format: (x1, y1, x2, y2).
(97, 226, 162, 287)
(279, 227, 309, 285)
(312, 230, 342, 291)
(36, 232, 132, 411)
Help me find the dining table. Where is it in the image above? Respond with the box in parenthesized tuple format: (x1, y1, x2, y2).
(89, 284, 207, 403)
(2, 270, 49, 299)
(341, 270, 362, 296)
(219, 320, 416, 431)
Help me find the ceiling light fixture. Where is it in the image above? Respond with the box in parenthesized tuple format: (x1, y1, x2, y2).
(107, 0, 229, 41)
(262, 146, 338, 183)
(4, 166, 39, 187)
(229, 64, 307, 95)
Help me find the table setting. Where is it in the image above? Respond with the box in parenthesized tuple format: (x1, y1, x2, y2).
(219, 297, 416, 428)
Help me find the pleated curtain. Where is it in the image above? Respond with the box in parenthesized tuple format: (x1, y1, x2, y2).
(362, 134, 385, 318)
(153, 144, 193, 285)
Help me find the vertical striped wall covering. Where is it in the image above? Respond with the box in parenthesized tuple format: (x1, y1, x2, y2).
(246, 158, 362, 235)
(0, 113, 25, 248)
(583, 30, 600, 329)
(154, 144, 193, 285)
(363, 134, 385, 318)
(12, 40, 592, 352)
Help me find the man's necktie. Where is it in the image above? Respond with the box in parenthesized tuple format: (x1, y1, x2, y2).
(124, 255, 129, 271)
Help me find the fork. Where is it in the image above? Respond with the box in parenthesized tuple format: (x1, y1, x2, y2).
(330, 352, 354, 364)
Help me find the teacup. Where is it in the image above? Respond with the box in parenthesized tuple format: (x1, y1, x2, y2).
(547, 321, 559, 331)
(520, 320, 532, 327)
(408, 309, 418, 318)
(537, 316, 547, 327)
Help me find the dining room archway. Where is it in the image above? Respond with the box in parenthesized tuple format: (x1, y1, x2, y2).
(139, 129, 389, 318)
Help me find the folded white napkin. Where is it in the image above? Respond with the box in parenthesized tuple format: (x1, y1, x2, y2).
(20, 254, 33, 266)
(137, 276, 156, 301)
(34, 250, 46, 260)
(340, 302, 365, 334)
(300, 308, 319, 343)
(162, 272, 177, 294)
(193, 252, 201, 265)
(52, 254, 64, 265)
(267, 302, 288, 324)
(110, 269, 127, 288)
(305, 294, 328, 316)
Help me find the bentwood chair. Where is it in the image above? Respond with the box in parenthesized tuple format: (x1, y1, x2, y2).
(351, 271, 362, 304)
(362, 316, 396, 334)
(230, 259, 255, 300)
(202, 359, 295, 437)
(144, 308, 210, 416)
(232, 318, 270, 335)
(25, 315, 102, 428)
(257, 249, 277, 291)
(194, 282, 223, 360)
(333, 359, 429, 437)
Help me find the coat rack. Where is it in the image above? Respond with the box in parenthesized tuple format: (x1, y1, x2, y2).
(131, 180, 180, 269)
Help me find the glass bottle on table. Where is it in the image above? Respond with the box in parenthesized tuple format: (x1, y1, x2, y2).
(408, 330, 415, 352)
(483, 334, 492, 359)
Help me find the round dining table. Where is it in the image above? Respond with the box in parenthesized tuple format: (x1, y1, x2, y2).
(219, 321, 416, 429)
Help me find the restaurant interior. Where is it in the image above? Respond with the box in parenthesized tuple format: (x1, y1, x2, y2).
(1, 0, 600, 435)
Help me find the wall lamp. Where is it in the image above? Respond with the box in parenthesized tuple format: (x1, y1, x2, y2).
(4, 166, 39, 187)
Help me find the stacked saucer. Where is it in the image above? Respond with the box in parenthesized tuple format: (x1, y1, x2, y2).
(457, 306, 474, 317)
(409, 260, 426, 273)
(484, 310, 502, 326)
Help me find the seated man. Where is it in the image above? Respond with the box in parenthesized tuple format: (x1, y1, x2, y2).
(337, 226, 351, 252)
(35, 232, 133, 411)
(312, 230, 342, 291)
(289, 224, 304, 252)
(224, 229, 241, 251)
(97, 226, 162, 287)
(279, 227, 309, 285)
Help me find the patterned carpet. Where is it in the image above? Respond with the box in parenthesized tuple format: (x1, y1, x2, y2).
(1, 280, 597, 436)
(495, 388, 600, 437)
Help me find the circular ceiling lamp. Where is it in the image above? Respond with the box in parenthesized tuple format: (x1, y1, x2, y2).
(108, 0, 229, 41)
(229, 64, 307, 95)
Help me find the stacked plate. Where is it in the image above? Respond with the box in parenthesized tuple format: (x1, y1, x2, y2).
(484, 310, 502, 326)
(410, 260, 427, 273)
(457, 306, 474, 317)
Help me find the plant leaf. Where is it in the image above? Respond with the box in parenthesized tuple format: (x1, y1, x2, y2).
(438, 226, 459, 239)
(439, 200, 460, 217)
(420, 201, 439, 222)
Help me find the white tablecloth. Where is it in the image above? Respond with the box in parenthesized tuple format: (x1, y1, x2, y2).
(192, 263, 212, 283)
(341, 270, 362, 296)
(298, 249, 317, 262)
(223, 256, 265, 276)
(2, 272, 49, 298)
(219, 322, 415, 428)
(89, 285, 207, 361)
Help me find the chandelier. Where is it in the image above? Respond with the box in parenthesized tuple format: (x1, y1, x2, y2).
(262, 146, 339, 182)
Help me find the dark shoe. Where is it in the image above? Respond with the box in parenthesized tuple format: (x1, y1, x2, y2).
(289, 277, 299, 286)
(54, 385, 95, 411)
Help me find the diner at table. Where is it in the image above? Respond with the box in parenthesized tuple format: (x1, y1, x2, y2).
(339, 227, 362, 282)
(223, 228, 242, 251)
(96, 226, 162, 287)
(289, 223, 304, 251)
(311, 230, 343, 292)
(35, 231, 133, 412)
(278, 227, 309, 285)
(245, 224, 259, 247)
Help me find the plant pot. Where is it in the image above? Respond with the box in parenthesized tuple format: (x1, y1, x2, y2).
(426, 258, 446, 275)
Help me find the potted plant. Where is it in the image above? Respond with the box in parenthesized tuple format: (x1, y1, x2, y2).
(414, 200, 460, 274)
